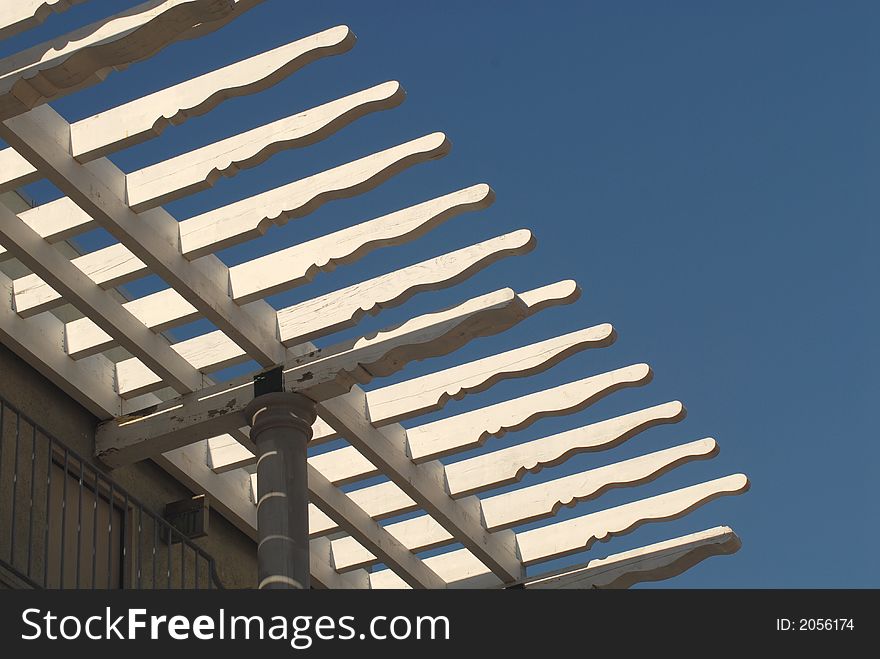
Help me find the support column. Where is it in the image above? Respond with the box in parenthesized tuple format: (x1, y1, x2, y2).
(245, 390, 317, 589)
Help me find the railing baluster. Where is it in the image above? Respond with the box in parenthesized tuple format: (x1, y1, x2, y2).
(152, 518, 157, 590)
(26, 424, 36, 577)
(10, 414, 20, 567)
(122, 491, 128, 589)
(75, 459, 83, 589)
(166, 523, 172, 589)
(91, 467, 98, 589)
(0, 396, 224, 591)
(60, 449, 68, 588)
(43, 436, 52, 588)
(107, 483, 115, 588)
(137, 503, 143, 589)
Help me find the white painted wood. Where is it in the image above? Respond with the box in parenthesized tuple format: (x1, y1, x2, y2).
(369, 474, 748, 588)
(95, 285, 539, 465)
(481, 438, 719, 529)
(515, 473, 750, 565)
(230, 184, 494, 303)
(0, 197, 94, 263)
(371, 526, 742, 589)
(407, 363, 653, 463)
(325, 439, 718, 571)
(13, 243, 146, 317)
(62, 184, 496, 358)
(361, 323, 616, 429)
(7, 133, 453, 326)
(307, 465, 445, 589)
(0, 145, 39, 194)
(523, 526, 741, 589)
(0, 0, 241, 120)
(65, 289, 198, 359)
(300, 364, 654, 487)
(178, 132, 451, 258)
(0, 267, 120, 417)
(317, 389, 524, 584)
(445, 400, 687, 496)
(69, 25, 355, 160)
(1, 105, 286, 366)
(109, 232, 534, 397)
(0, 201, 205, 393)
(306, 402, 687, 537)
(210, 322, 616, 472)
(125, 81, 405, 211)
(277, 229, 535, 345)
(115, 329, 245, 399)
(0, 0, 87, 40)
(0, 26, 355, 191)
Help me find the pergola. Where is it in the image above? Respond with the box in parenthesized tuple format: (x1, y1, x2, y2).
(0, 0, 748, 589)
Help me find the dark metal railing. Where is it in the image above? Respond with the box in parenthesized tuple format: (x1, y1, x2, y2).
(0, 395, 223, 589)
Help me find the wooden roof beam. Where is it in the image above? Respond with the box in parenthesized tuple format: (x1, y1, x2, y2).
(210, 322, 616, 473)
(522, 526, 742, 589)
(305, 401, 687, 537)
(0, 201, 205, 393)
(327, 438, 720, 572)
(0, 26, 357, 193)
(94, 284, 542, 466)
(0, 0, 88, 41)
(0, 0, 249, 120)
(369, 475, 749, 588)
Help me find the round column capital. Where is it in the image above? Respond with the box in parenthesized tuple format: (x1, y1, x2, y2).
(245, 391, 317, 438)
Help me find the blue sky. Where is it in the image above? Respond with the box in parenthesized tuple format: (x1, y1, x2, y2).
(3, 1, 877, 587)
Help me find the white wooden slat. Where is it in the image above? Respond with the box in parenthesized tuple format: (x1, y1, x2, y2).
(115, 329, 244, 399)
(318, 389, 524, 584)
(326, 439, 719, 571)
(515, 474, 749, 565)
(301, 364, 653, 489)
(125, 81, 405, 211)
(8, 132, 455, 320)
(444, 400, 686, 497)
(0, 201, 205, 393)
(306, 401, 687, 537)
(357, 323, 616, 432)
(63, 184, 496, 358)
(0, 197, 94, 263)
(211, 322, 616, 473)
(0, 267, 120, 417)
(523, 526, 741, 589)
(0, 0, 87, 40)
(368, 474, 749, 588)
(307, 465, 445, 589)
(178, 132, 452, 258)
(0, 0, 241, 120)
(110, 230, 534, 397)
(65, 289, 198, 360)
(70, 25, 355, 161)
(230, 183, 494, 304)
(1, 105, 287, 367)
(276, 229, 535, 345)
(13, 243, 146, 317)
(407, 363, 654, 463)
(0, 25, 357, 194)
(95, 284, 540, 466)
(0, 148, 38, 195)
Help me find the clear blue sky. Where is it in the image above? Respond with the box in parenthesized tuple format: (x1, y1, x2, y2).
(3, 1, 877, 587)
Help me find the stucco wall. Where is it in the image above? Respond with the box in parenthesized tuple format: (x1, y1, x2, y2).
(0, 342, 257, 588)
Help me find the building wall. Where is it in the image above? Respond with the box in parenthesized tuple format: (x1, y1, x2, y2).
(0, 342, 257, 588)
